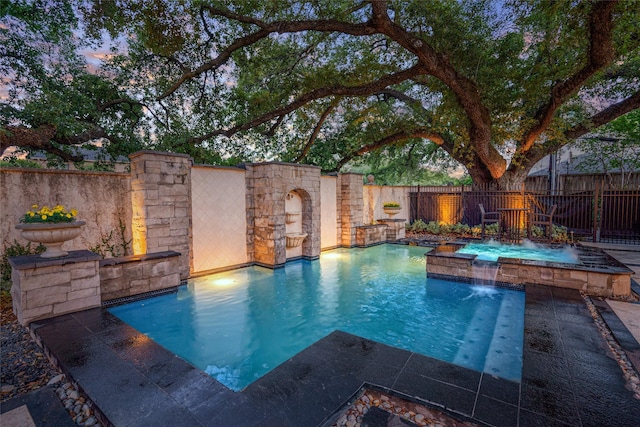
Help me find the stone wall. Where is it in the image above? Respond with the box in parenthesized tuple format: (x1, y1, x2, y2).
(9, 250, 102, 325)
(130, 151, 192, 279)
(1, 168, 132, 257)
(245, 162, 321, 267)
(339, 173, 364, 247)
(4, 153, 402, 279)
(426, 246, 633, 298)
(355, 225, 388, 247)
(99, 251, 181, 301)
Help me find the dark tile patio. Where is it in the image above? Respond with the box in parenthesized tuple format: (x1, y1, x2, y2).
(30, 284, 640, 427)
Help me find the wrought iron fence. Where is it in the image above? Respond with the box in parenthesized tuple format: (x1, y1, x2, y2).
(408, 185, 640, 244)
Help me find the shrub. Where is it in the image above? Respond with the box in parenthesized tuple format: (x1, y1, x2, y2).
(406, 219, 428, 232)
(1, 240, 45, 294)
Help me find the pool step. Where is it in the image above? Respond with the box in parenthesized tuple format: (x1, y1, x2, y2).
(481, 291, 524, 381)
(452, 290, 524, 382)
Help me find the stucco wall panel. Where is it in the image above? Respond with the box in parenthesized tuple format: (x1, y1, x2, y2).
(320, 176, 338, 249)
(191, 166, 248, 273)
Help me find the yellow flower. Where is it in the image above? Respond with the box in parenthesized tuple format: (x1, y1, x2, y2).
(70, 209, 78, 217)
(29, 212, 34, 217)
(66, 214, 71, 218)
(31, 204, 39, 210)
(41, 215, 48, 220)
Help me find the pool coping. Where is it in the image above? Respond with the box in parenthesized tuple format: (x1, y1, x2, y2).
(29, 284, 640, 427)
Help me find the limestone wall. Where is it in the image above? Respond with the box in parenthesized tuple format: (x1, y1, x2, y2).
(1, 168, 132, 257)
(191, 165, 248, 273)
(4, 154, 404, 278)
(99, 251, 181, 301)
(130, 151, 192, 279)
(9, 250, 102, 325)
(245, 162, 321, 267)
(340, 173, 364, 247)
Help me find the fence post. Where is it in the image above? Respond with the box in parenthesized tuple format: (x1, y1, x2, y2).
(461, 184, 465, 225)
(415, 185, 420, 224)
(593, 180, 600, 242)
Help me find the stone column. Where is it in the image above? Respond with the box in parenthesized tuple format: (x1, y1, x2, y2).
(245, 162, 321, 268)
(129, 151, 193, 279)
(9, 250, 102, 325)
(339, 173, 364, 247)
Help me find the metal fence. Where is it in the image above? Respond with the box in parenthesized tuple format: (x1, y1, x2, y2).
(409, 185, 640, 244)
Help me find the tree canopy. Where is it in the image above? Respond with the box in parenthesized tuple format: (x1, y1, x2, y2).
(2, 0, 639, 188)
(575, 109, 640, 189)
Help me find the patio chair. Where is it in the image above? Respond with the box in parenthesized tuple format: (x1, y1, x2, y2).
(530, 204, 557, 240)
(479, 204, 499, 239)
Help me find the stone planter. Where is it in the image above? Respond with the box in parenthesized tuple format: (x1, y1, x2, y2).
(16, 221, 86, 258)
(285, 212, 300, 224)
(383, 207, 401, 217)
(285, 232, 307, 248)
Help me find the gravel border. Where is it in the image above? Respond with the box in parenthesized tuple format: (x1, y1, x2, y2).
(1, 295, 103, 426)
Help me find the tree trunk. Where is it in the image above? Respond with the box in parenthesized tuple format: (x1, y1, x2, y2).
(468, 167, 531, 191)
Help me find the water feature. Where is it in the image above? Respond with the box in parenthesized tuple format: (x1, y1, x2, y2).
(457, 240, 580, 264)
(109, 245, 525, 391)
(472, 261, 500, 287)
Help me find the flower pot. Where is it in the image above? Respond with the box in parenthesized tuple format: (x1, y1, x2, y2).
(15, 221, 86, 258)
(383, 207, 401, 217)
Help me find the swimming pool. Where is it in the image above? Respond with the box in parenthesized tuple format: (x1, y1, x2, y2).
(109, 245, 525, 391)
(457, 241, 580, 263)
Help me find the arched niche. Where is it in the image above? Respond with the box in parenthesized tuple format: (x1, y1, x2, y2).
(284, 189, 310, 260)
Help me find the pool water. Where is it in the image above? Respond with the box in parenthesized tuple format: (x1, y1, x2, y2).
(109, 245, 525, 391)
(457, 241, 580, 264)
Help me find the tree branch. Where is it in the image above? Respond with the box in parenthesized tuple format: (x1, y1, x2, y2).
(565, 90, 640, 140)
(158, 9, 378, 100)
(186, 65, 425, 144)
(519, 0, 618, 152)
(294, 99, 338, 163)
(1, 125, 57, 155)
(331, 129, 445, 171)
(370, 0, 504, 178)
(1, 124, 109, 161)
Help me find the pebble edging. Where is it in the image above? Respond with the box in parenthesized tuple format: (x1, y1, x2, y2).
(331, 388, 478, 427)
(582, 293, 640, 400)
(48, 373, 102, 426)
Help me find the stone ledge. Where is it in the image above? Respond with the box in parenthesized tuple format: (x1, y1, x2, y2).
(128, 150, 193, 161)
(9, 250, 102, 270)
(99, 251, 181, 267)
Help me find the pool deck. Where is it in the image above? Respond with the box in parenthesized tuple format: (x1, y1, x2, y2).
(17, 281, 638, 427)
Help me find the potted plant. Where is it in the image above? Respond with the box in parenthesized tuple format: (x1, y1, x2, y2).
(383, 202, 401, 217)
(15, 204, 85, 258)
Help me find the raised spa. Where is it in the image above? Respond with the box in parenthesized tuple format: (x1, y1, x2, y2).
(456, 241, 580, 264)
(426, 241, 633, 297)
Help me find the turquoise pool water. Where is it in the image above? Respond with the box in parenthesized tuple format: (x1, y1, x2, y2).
(457, 241, 580, 264)
(109, 245, 525, 391)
